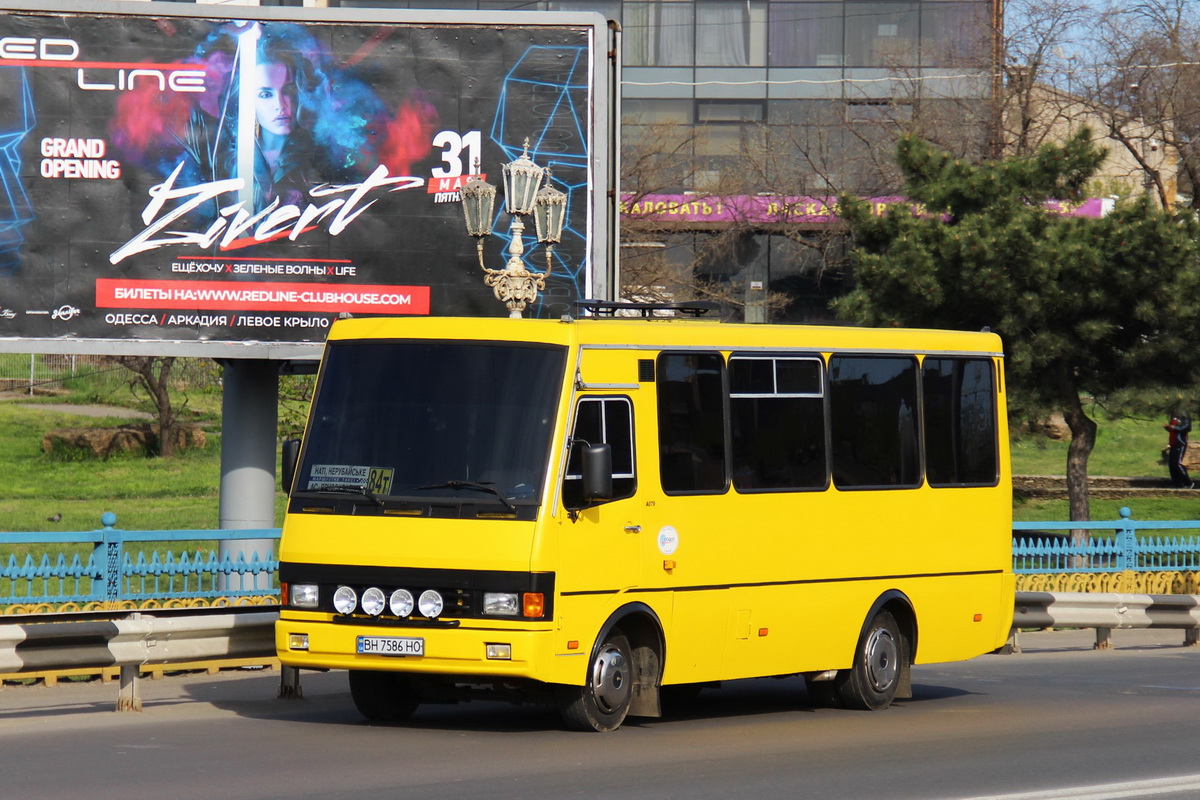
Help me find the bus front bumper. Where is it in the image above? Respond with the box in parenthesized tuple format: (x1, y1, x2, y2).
(276, 614, 581, 684)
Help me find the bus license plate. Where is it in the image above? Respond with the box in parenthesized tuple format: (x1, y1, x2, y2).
(356, 635, 425, 657)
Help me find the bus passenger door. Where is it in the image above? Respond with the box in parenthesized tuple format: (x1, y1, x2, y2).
(557, 395, 643, 616)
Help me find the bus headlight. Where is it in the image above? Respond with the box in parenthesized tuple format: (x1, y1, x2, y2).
(483, 592, 519, 616)
(361, 587, 386, 616)
(418, 589, 443, 618)
(289, 583, 319, 609)
(389, 588, 414, 617)
(333, 585, 358, 615)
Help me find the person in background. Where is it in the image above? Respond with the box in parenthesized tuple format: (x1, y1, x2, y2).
(1165, 412, 1193, 489)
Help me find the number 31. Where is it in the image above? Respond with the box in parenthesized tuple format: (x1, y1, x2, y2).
(432, 130, 482, 178)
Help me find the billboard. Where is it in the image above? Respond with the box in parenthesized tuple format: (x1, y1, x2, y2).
(0, 2, 616, 358)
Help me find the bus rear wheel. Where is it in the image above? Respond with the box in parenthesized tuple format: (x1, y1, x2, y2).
(835, 610, 904, 711)
(348, 670, 420, 722)
(557, 630, 633, 732)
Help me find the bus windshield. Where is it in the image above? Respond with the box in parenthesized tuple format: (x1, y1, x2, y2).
(294, 340, 568, 512)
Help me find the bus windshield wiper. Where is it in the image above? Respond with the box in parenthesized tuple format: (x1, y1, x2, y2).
(307, 485, 384, 507)
(415, 480, 516, 512)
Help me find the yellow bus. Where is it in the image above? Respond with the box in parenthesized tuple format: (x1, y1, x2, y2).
(276, 302, 1014, 731)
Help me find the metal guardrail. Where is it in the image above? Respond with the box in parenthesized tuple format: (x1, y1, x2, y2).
(4, 589, 1199, 711)
(1013, 507, 1200, 573)
(0, 606, 280, 710)
(0, 513, 281, 607)
(0, 593, 1196, 711)
(1010, 590, 1200, 651)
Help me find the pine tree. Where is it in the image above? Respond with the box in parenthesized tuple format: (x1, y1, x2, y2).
(835, 129, 1200, 522)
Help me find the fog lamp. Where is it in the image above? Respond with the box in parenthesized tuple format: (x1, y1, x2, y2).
(288, 633, 309, 651)
(418, 589, 444, 618)
(361, 587, 386, 616)
(332, 585, 358, 615)
(389, 588, 414, 617)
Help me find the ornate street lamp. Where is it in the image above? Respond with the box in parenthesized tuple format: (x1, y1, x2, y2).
(460, 139, 567, 318)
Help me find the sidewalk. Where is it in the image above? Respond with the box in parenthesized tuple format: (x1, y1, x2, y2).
(1007, 626, 1197, 654)
(0, 665, 349, 720)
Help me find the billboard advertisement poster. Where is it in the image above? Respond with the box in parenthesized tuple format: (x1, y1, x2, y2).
(0, 4, 611, 356)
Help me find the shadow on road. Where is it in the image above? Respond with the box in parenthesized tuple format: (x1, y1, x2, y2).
(191, 670, 976, 734)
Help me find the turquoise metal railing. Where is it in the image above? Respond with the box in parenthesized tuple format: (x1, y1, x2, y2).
(8, 508, 1200, 602)
(0, 512, 281, 606)
(1013, 507, 1200, 573)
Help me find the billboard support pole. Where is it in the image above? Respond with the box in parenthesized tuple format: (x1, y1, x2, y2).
(217, 359, 278, 593)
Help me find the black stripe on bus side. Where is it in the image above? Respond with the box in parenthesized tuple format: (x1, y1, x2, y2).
(559, 568, 1005, 597)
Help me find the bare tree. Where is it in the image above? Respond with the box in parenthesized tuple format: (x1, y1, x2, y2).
(1084, 0, 1200, 208)
(1000, 0, 1094, 157)
(115, 356, 183, 458)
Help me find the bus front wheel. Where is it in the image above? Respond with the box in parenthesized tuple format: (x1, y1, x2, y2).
(835, 610, 905, 711)
(557, 630, 633, 732)
(348, 670, 420, 722)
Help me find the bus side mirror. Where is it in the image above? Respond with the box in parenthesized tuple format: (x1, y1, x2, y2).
(582, 442, 613, 503)
(281, 438, 301, 494)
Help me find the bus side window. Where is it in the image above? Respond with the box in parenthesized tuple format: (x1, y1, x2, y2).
(729, 355, 828, 492)
(923, 358, 999, 486)
(657, 353, 728, 494)
(829, 355, 921, 489)
(563, 396, 636, 509)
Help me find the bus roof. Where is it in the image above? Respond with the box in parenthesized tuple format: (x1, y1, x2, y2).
(325, 316, 1004, 357)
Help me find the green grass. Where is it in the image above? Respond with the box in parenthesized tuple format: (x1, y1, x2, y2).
(1010, 414, 1197, 522)
(0, 402, 286, 533)
(1010, 415, 1169, 478)
(1012, 497, 1196, 523)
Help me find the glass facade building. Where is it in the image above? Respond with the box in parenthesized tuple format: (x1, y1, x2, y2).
(274, 0, 1000, 322)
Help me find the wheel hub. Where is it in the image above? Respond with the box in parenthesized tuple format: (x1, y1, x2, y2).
(591, 644, 631, 713)
(864, 627, 898, 692)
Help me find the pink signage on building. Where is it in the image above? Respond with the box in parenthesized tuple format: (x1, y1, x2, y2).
(620, 194, 1112, 225)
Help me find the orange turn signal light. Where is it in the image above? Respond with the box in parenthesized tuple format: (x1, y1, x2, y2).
(973, 613, 983, 622)
(758, 627, 769, 637)
(523, 592, 545, 618)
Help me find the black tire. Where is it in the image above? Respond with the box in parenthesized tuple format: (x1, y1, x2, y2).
(835, 610, 905, 711)
(557, 630, 633, 732)
(348, 670, 420, 722)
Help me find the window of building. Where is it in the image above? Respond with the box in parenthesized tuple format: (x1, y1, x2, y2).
(564, 396, 636, 506)
(920, 1, 990, 66)
(626, 98, 694, 125)
(625, 0, 695, 66)
(658, 352, 728, 493)
(922, 357, 998, 486)
(844, 2, 918, 67)
(769, 2, 845, 66)
(730, 355, 828, 491)
(696, 100, 766, 124)
(696, 0, 751, 66)
(829, 355, 921, 488)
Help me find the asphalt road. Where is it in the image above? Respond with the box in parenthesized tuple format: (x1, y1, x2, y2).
(2, 628, 1198, 800)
